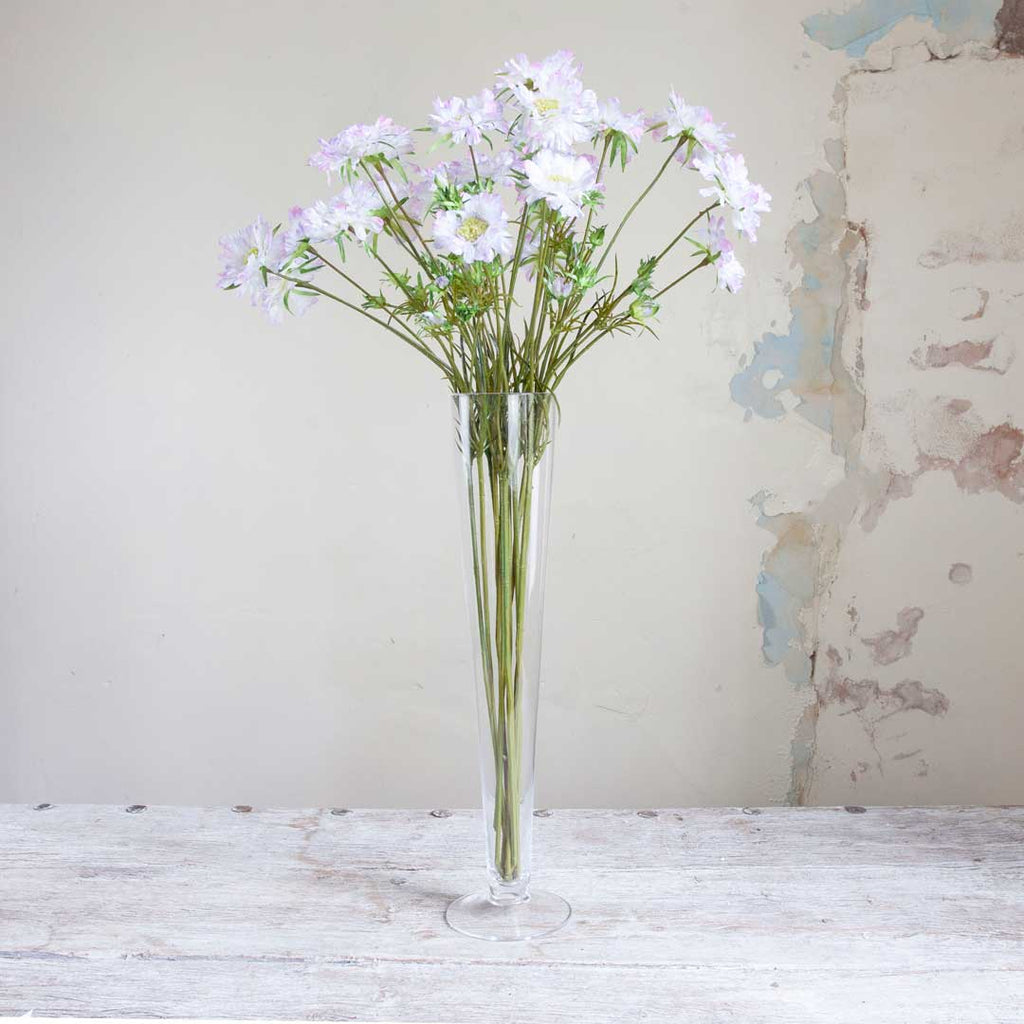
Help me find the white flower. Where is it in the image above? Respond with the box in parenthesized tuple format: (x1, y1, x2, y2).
(419, 309, 447, 328)
(695, 152, 771, 243)
(498, 50, 578, 91)
(433, 149, 520, 191)
(217, 216, 317, 320)
(695, 214, 745, 293)
(309, 117, 414, 178)
(432, 193, 513, 263)
(597, 98, 646, 145)
(475, 148, 521, 187)
(259, 273, 317, 323)
(660, 91, 733, 158)
(301, 181, 385, 243)
(547, 274, 574, 299)
(369, 166, 432, 222)
(430, 89, 505, 145)
(217, 216, 285, 292)
(500, 51, 599, 151)
(522, 149, 600, 219)
(716, 250, 745, 293)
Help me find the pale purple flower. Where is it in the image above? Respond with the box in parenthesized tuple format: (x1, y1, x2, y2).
(372, 167, 432, 222)
(716, 250, 745, 293)
(500, 51, 599, 151)
(419, 309, 447, 328)
(659, 91, 733, 158)
(309, 117, 414, 178)
(432, 193, 513, 263)
(695, 214, 745, 293)
(301, 181, 385, 243)
(431, 159, 476, 189)
(695, 152, 772, 243)
(281, 205, 308, 257)
(475, 148, 521, 187)
(522, 149, 600, 219)
(434, 149, 520, 190)
(547, 274, 574, 299)
(498, 50, 578, 91)
(430, 89, 505, 145)
(597, 98, 646, 146)
(259, 273, 317, 323)
(217, 215, 285, 292)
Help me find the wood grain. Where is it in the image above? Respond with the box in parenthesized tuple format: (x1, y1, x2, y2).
(1, 805, 1022, 1021)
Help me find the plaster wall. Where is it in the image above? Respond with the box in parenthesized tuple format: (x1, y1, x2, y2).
(0, 0, 1020, 807)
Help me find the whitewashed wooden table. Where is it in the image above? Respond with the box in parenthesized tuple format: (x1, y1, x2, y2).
(1, 805, 1022, 1021)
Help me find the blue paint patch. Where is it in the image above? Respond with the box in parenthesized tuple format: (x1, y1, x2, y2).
(757, 572, 799, 664)
(730, 317, 808, 420)
(803, 0, 1001, 56)
(730, 171, 846, 427)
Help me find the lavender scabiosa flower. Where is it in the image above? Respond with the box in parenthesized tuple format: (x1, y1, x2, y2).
(309, 117, 414, 178)
(695, 151, 772, 242)
(433, 193, 513, 263)
(696, 214, 745, 293)
(430, 89, 505, 145)
(547, 274, 574, 299)
(498, 50, 578, 92)
(522, 150, 601, 219)
(301, 181, 385, 244)
(659, 91, 733, 160)
(259, 272, 317, 323)
(217, 216, 285, 292)
(500, 51, 599, 152)
(597, 98, 646, 145)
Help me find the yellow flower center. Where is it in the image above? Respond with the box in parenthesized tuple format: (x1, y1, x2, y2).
(535, 97, 560, 115)
(457, 215, 489, 242)
(549, 174, 572, 184)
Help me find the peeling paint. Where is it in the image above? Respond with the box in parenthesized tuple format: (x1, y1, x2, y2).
(918, 212, 1024, 266)
(745, 2, 1021, 805)
(862, 406, 1024, 526)
(730, 171, 865, 436)
(950, 285, 990, 320)
(948, 562, 974, 583)
(911, 336, 1007, 372)
(861, 606, 924, 664)
(752, 496, 820, 686)
(803, 0, 1001, 56)
(996, 0, 1024, 52)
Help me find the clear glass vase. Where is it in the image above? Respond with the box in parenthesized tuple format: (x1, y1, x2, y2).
(446, 392, 571, 941)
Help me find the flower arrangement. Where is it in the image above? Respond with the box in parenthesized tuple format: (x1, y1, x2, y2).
(217, 52, 771, 938)
(218, 50, 770, 396)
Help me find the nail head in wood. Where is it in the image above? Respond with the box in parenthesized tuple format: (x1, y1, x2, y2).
(232, 805, 252, 814)
(844, 805, 867, 814)
(125, 804, 147, 814)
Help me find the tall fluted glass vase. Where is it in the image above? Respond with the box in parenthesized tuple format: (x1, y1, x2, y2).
(446, 392, 570, 941)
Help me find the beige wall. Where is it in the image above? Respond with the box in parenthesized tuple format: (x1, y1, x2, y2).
(1, 1, 1021, 808)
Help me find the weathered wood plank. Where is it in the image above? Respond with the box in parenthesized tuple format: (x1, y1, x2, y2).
(1, 805, 1022, 1021)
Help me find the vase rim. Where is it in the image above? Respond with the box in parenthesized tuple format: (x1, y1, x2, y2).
(452, 391, 554, 398)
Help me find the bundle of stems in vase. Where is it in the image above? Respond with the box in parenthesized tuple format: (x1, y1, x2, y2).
(218, 51, 769, 886)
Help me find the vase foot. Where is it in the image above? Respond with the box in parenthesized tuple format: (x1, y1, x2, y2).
(445, 889, 571, 942)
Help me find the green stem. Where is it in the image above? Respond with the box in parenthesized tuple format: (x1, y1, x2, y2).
(595, 138, 683, 274)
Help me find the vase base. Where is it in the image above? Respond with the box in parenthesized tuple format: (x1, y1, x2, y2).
(445, 889, 571, 942)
